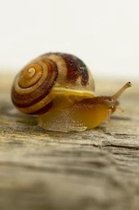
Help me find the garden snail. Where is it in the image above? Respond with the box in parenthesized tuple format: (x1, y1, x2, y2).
(11, 52, 132, 132)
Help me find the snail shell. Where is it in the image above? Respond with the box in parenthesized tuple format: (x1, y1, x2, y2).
(11, 53, 95, 116)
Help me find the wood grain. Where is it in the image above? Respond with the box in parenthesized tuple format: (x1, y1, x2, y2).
(0, 74, 139, 210)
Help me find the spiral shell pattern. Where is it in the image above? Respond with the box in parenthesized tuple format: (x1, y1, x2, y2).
(11, 53, 94, 115)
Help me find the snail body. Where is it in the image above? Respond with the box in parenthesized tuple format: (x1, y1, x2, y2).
(11, 52, 131, 132)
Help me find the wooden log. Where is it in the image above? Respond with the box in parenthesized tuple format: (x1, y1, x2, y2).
(0, 74, 139, 210)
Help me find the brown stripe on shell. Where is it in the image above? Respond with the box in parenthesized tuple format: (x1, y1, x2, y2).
(61, 53, 89, 86)
(41, 53, 68, 86)
(22, 101, 53, 115)
(74, 56, 89, 86)
(12, 58, 58, 108)
(61, 53, 79, 83)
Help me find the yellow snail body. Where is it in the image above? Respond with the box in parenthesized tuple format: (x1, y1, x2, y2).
(11, 52, 132, 132)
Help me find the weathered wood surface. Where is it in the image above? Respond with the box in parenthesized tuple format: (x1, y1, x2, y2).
(0, 74, 139, 210)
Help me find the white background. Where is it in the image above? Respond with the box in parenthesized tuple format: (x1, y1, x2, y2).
(0, 0, 139, 80)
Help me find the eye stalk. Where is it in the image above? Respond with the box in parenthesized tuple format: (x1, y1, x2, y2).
(101, 82, 132, 114)
(112, 82, 132, 100)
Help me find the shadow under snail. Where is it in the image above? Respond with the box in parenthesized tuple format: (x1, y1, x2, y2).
(11, 52, 132, 132)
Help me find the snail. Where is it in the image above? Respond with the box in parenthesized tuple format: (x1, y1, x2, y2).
(11, 52, 132, 132)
